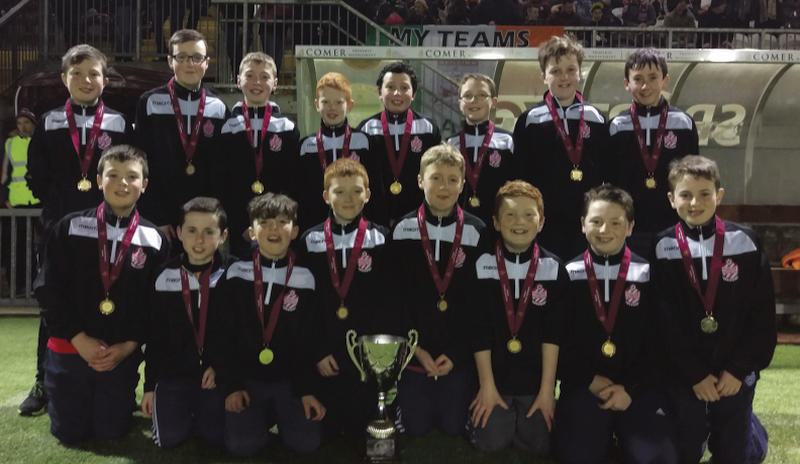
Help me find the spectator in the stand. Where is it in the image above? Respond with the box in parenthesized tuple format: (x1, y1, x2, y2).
(621, 0, 658, 26)
(375, 0, 409, 23)
(662, 0, 697, 46)
(470, 0, 524, 24)
(441, 0, 472, 24)
(407, 0, 439, 24)
(575, 0, 596, 22)
(589, 1, 624, 24)
(548, 0, 584, 24)
(778, 0, 800, 28)
(524, 1, 552, 23)
(697, 0, 735, 46)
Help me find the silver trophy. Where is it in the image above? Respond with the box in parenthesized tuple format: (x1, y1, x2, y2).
(346, 329, 418, 463)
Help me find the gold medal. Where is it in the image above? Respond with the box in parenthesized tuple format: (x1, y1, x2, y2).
(259, 347, 274, 365)
(251, 180, 264, 195)
(337, 304, 349, 320)
(99, 298, 115, 315)
(700, 315, 718, 334)
(390, 181, 402, 195)
(507, 338, 522, 354)
(185, 163, 196, 176)
(469, 196, 480, 208)
(601, 339, 616, 358)
(77, 178, 92, 192)
(437, 297, 448, 312)
(570, 168, 583, 182)
(645, 177, 657, 189)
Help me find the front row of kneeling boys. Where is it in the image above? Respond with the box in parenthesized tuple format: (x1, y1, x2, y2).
(38, 143, 775, 464)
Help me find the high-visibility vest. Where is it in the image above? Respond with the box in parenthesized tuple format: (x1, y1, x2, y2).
(3, 136, 39, 206)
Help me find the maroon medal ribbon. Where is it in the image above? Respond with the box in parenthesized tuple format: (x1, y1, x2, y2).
(316, 124, 352, 171)
(494, 240, 540, 338)
(416, 205, 464, 301)
(96, 202, 140, 299)
(459, 122, 494, 197)
(380, 109, 414, 181)
(241, 101, 271, 181)
(583, 248, 631, 337)
(167, 77, 206, 168)
(65, 99, 105, 179)
(630, 102, 669, 177)
(252, 249, 295, 348)
(544, 92, 584, 169)
(323, 217, 367, 305)
(179, 263, 212, 356)
(675, 216, 725, 318)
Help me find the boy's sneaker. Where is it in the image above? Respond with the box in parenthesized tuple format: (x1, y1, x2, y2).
(18, 381, 47, 416)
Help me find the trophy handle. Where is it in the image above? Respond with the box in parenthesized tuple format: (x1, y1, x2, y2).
(345, 329, 367, 382)
(397, 329, 418, 381)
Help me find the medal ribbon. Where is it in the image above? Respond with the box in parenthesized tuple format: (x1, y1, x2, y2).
(65, 99, 105, 179)
(459, 122, 494, 196)
(416, 205, 464, 298)
(494, 240, 540, 338)
(630, 102, 669, 175)
(96, 202, 140, 298)
(252, 249, 295, 348)
(584, 248, 631, 337)
(179, 263, 212, 355)
(167, 77, 206, 166)
(316, 124, 352, 171)
(544, 92, 584, 168)
(323, 217, 367, 304)
(380, 109, 413, 181)
(241, 101, 272, 181)
(675, 216, 725, 317)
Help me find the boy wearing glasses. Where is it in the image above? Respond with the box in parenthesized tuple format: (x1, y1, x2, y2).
(446, 73, 515, 225)
(135, 29, 229, 244)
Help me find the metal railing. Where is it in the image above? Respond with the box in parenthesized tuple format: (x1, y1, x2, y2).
(0, 208, 40, 306)
(565, 26, 800, 49)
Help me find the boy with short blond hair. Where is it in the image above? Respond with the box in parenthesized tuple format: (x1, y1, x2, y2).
(557, 184, 677, 463)
(37, 145, 168, 443)
(358, 61, 442, 226)
(221, 192, 325, 456)
(143, 196, 233, 448)
(300, 157, 392, 441)
(655, 155, 774, 464)
(136, 29, 229, 242)
(220, 51, 300, 257)
(21, 43, 133, 416)
(391, 143, 484, 437)
(609, 48, 699, 258)
(446, 73, 515, 225)
(468, 180, 567, 455)
(297, 72, 374, 231)
(513, 35, 607, 261)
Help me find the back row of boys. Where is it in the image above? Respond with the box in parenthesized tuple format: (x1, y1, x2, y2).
(30, 31, 774, 462)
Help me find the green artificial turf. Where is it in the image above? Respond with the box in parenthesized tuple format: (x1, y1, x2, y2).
(1, 316, 797, 463)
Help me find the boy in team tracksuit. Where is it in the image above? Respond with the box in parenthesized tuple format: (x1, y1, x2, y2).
(512, 35, 607, 262)
(219, 52, 300, 257)
(37, 145, 168, 443)
(654, 156, 774, 464)
(142, 197, 234, 448)
(468, 180, 567, 456)
(135, 29, 229, 241)
(21, 44, 133, 417)
(300, 158, 392, 441)
(357, 62, 441, 227)
(297, 72, 373, 232)
(221, 193, 325, 456)
(391, 143, 485, 437)
(608, 49, 699, 258)
(446, 73, 516, 226)
(556, 184, 677, 464)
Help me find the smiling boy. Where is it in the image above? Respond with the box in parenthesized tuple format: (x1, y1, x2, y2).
(513, 35, 607, 261)
(37, 145, 167, 443)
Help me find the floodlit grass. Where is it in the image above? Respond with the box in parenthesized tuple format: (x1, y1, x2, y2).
(1, 316, 797, 463)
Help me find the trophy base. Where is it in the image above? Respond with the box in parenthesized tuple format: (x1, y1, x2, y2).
(363, 436, 398, 463)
